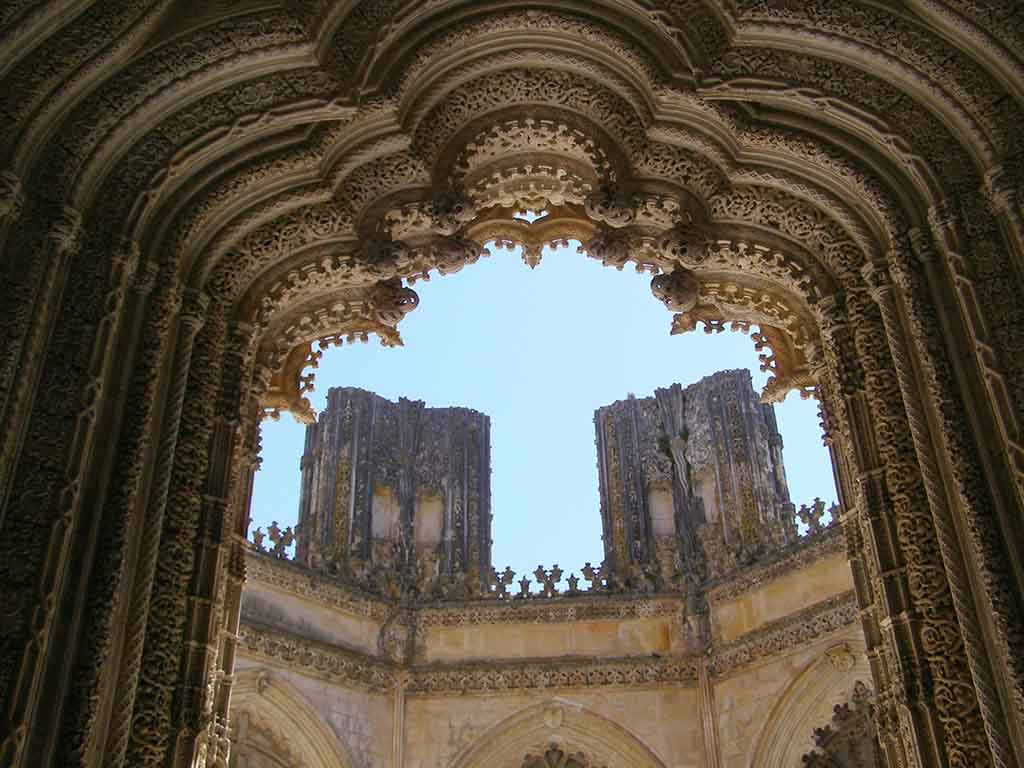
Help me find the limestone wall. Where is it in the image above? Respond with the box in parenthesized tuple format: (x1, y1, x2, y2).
(232, 527, 865, 767)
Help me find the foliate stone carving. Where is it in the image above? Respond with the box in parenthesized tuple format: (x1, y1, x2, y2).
(411, 69, 648, 167)
(523, 745, 595, 768)
(257, 277, 419, 422)
(396, 9, 664, 107)
(405, 654, 698, 695)
(459, 118, 610, 184)
(584, 186, 636, 228)
(417, 595, 683, 629)
(245, 553, 389, 620)
(239, 624, 398, 691)
(802, 681, 882, 768)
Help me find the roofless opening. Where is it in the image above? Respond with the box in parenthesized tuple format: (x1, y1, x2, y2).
(248, 240, 838, 588)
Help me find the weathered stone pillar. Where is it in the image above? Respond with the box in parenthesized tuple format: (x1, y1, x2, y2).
(56, 263, 168, 768)
(100, 281, 200, 768)
(26, 238, 142, 767)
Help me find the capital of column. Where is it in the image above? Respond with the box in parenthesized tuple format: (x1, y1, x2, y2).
(112, 238, 141, 283)
(45, 206, 83, 255)
(131, 262, 160, 296)
(983, 164, 1019, 215)
(860, 259, 895, 304)
(0, 170, 25, 221)
(926, 200, 959, 253)
(180, 289, 210, 334)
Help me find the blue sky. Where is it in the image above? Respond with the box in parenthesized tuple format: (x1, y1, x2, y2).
(250, 243, 836, 578)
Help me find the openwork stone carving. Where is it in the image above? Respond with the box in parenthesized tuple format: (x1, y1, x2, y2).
(802, 681, 882, 768)
(523, 745, 596, 768)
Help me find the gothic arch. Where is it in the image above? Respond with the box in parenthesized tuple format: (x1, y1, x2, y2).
(448, 700, 667, 768)
(229, 669, 354, 768)
(749, 643, 872, 768)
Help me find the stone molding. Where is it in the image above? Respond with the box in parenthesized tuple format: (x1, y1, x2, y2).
(249, 549, 686, 627)
(239, 620, 699, 695)
(707, 525, 846, 603)
(405, 654, 699, 696)
(416, 596, 685, 629)
(246, 552, 391, 620)
(244, 556, 860, 689)
(710, 591, 859, 679)
(238, 622, 399, 691)
(4, 2, 1023, 765)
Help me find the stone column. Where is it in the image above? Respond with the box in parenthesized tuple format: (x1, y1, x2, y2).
(169, 320, 255, 768)
(0, 205, 81, 510)
(28, 238, 142, 767)
(118, 296, 216, 768)
(931, 199, 1024, 505)
(984, 166, 1024, 286)
(863, 258, 1011, 767)
(893, 233, 1024, 763)
(816, 296, 946, 768)
(0, 170, 24, 255)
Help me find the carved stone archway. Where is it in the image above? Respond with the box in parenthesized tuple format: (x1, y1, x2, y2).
(0, 4, 1022, 768)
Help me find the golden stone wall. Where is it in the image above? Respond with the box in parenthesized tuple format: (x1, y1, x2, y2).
(233, 526, 861, 766)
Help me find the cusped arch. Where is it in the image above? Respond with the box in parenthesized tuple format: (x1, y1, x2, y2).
(230, 668, 354, 768)
(749, 643, 872, 768)
(449, 700, 668, 768)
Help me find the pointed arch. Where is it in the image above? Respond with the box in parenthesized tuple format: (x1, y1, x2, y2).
(448, 699, 667, 768)
(748, 643, 872, 768)
(230, 668, 354, 768)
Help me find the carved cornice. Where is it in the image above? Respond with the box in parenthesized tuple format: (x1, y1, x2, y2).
(238, 621, 398, 691)
(249, 551, 687, 628)
(405, 654, 699, 696)
(710, 591, 859, 678)
(239, 618, 700, 694)
(246, 552, 391, 621)
(417, 595, 685, 629)
(708, 525, 846, 603)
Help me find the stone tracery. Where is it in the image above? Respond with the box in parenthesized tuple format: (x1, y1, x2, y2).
(0, 2, 1022, 767)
